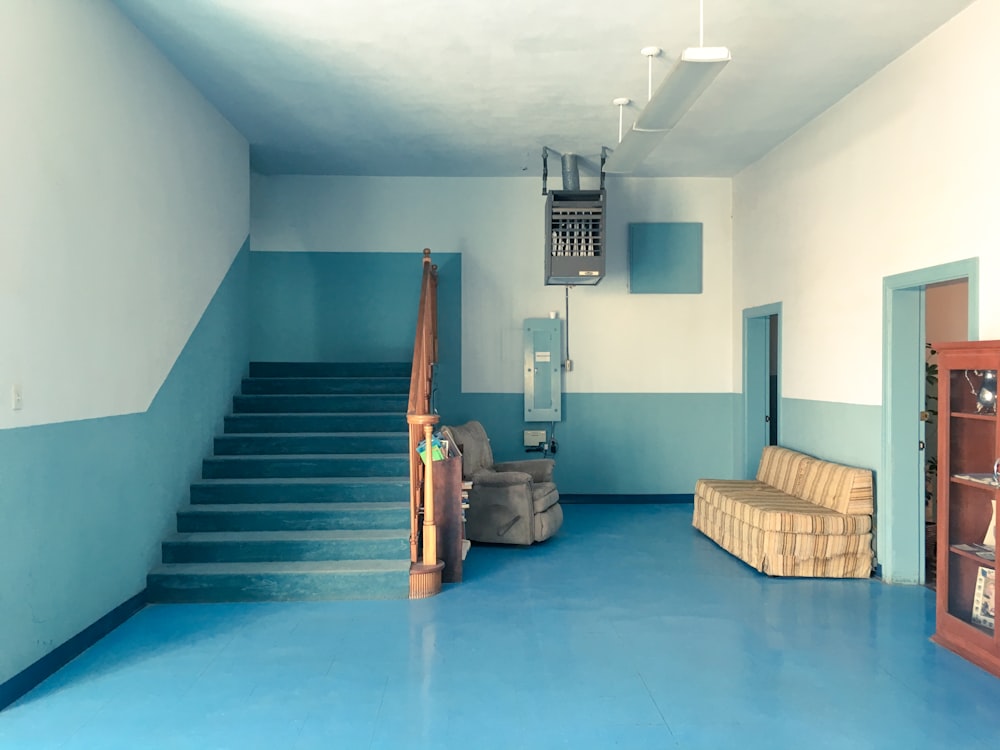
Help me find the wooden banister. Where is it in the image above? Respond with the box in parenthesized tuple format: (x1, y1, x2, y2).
(407, 249, 444, 598)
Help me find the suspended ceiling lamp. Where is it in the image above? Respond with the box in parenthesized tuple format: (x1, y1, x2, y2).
(604, 0, 731, 174)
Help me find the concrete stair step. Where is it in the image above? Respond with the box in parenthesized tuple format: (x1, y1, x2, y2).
(190, 476, 409, 504)
(202, 453, 409, 479)
(233, 394, 408, 414)
(161, 529, 409, 564)
(224, 412, 406, 434)
(241, 377, 410, 395)
(176, 502, 410, 532)
(147, 559, 410, 602)
(248, 362, 411, 378)
(213, 432, 409, 455)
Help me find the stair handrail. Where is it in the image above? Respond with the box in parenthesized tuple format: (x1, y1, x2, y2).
(407, 249, 440, 577)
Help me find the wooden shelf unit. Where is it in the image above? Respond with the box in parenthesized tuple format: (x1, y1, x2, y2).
(932, 340, 999, 677)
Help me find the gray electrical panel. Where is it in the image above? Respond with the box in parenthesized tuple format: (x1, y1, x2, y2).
(545, 190, 605, 286)
(524, 318, 562, 422)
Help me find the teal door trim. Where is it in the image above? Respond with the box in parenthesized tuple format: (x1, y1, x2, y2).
(742, 302, 782, 479)
(881, 258, 978, 584)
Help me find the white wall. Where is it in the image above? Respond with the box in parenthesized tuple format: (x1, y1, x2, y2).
(251, 174, 733, 394)
(733, 0, 1000, 406)
(0, 0, 250, 429)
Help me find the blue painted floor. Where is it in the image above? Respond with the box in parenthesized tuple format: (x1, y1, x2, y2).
(3, 504, 1000, 749)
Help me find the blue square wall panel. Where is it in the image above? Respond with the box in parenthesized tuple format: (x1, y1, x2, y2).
(628, 222, 703, 294)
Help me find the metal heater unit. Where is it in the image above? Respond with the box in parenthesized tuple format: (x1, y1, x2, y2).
(545, 189, 606, 285)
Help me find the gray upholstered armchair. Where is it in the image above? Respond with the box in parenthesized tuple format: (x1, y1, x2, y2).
(440, 421, 562, 545)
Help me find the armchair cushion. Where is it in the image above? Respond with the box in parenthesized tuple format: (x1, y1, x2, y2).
(442, 421, 494, 477)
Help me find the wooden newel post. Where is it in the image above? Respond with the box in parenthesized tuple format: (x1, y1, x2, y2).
(421, 422, 438, 566)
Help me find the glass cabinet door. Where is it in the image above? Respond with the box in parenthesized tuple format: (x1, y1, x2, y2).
(942, 364, 997, 635)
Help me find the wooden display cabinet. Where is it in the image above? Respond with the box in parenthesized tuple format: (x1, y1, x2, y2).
(429, 446, 465, 584)
(932, 340, 999, 677)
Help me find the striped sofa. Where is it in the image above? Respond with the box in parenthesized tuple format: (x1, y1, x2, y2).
(692, 446, 874, 578)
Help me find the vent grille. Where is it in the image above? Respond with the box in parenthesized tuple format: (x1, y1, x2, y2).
(550, 203, 603, 257)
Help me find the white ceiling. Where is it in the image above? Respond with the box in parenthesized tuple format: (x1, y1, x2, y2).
(111, 0, 975, 178)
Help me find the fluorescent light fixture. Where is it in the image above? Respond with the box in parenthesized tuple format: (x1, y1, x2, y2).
(603, 47, 730, 174)
(603, 128, 667, 174)
(634, 47, 730, 131)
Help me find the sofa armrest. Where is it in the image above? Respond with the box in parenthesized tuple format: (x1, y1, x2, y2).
(493, 458, 554, 484)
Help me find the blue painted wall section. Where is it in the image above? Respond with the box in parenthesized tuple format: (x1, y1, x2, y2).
(250, 252, 462, 363)
(628, 222, 704, 294)
(779, 398, 882, 473)
(249, 249, 464, 423)
(0, 242, 250, 686)
(442, 392, 739, 495)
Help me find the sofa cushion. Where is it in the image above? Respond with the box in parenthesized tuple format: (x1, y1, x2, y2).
(799, 460, 874, 515)
(694, 478, 771, 499)
(755, 446, 813, 496)
(700, 485, 872, 535)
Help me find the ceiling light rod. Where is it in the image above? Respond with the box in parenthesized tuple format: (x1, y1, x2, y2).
(613, 97, 631, 143)
(641, 47, 661, 102)
(700, 0, 704, 46)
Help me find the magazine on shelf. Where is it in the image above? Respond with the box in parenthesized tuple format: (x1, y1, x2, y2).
(953, 473, 1000, 488)
(953, 543, 997, 561)
(972, 566, 996, 629)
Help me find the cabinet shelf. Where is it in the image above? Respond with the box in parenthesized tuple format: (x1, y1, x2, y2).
(951, 475, 1000, 492)
(952, 412, 998, 422)
(948, 544, 996, 568)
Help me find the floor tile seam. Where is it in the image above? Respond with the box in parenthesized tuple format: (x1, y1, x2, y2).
(48, 699, 114, 749)
(366, 676, 390, 750)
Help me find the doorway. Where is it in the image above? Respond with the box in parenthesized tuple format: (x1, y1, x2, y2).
(923, 280, 970, 588)
(881, 260, 978, 584)
(743, 303, 781, 479)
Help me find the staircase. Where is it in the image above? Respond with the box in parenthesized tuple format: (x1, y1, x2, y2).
(147, 362, 413, 602)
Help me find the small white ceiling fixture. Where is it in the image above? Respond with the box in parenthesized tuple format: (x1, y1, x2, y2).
(604, 0, 731, 174)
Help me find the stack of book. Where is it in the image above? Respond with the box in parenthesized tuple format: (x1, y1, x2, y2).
(461, 481, 472, 560)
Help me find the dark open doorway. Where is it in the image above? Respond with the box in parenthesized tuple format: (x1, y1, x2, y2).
(743, 303, 781, 478)
(923, 279, 969, 588)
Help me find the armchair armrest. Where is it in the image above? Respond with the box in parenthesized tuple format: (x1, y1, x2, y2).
(493, 458, 554, 484)
(471, 468, 533, 488)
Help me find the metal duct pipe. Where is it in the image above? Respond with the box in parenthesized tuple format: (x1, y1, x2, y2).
(561, 153, 581, 191)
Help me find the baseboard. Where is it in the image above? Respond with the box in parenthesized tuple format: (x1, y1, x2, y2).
(0, 589, 147, 711)
(559, 494, 694, 504)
